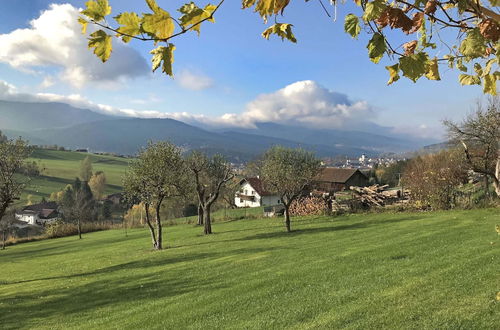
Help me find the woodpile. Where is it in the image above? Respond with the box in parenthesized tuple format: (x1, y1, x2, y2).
(349, 184, 407, 207)
(290, 196, 327, 216)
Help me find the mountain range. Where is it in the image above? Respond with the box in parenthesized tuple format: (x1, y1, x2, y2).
(0, 99, 435, 161)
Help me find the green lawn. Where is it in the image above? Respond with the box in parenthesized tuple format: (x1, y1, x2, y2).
(19, 149, 129, 204)
(1, 209, 499, 329)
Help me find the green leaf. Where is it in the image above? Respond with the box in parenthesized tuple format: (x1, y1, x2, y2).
(459, 28, 487, 59)
(483, 74, 497, 95)
(344, 14, 361, 39)
(150, 44, 176, 76)
(78, 17, 88, 34)
(425, 58, 440, 81)
(81, 0, 111, 22)
(385, 63, 400, 85)
(484, 58, 497, 75)
(261, 23, 297, 43)
(178, 2, 216, 35)
(399, 52, 429, 82)
(367, 33, 386, 64)
(363, 0, 386, 22)
(141, 9, 175, 40)
(114, 12, 141, 43)
(456, 58, 468, 72)
(458, 74, 481, 85)
(88, 30, 112, 62)
(145, 0, 161, 13)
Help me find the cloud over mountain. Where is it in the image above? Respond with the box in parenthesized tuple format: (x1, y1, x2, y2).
(0, 4, 148, 88)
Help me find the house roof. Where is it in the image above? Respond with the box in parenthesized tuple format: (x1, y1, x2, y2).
(39, 209, 58, 219)
(23, 201, 58, 212)
(315, 168, 366, 184)
(240, 177, 274, 196)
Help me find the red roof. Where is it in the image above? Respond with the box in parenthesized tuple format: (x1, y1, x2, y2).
(240, 177, 274, 196)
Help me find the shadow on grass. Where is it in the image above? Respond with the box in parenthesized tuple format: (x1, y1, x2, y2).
(232, 215, 423, 242)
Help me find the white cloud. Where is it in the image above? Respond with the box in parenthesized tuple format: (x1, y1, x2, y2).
(0, 4, 148, 88)
(235, 80, 373, 129)
(176, 70, 214, 91)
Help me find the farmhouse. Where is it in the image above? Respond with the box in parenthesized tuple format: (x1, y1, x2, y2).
(235, 177, 281, 208)
(15, 201, 60, 226)
(312, 167, 369, 193)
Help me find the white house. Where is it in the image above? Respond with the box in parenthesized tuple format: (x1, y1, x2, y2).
(15, 201, 60, 226)
(235, 177, 281, 208)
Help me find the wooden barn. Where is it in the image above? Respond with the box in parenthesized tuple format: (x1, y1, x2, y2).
(312, 168, 369, 193)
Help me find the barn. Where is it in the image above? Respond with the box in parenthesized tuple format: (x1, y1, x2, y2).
(312, 168, 369, 193)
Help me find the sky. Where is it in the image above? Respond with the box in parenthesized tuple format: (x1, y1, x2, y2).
(0, 0, 487, 141)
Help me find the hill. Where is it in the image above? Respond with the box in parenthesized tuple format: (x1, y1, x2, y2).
(0, 100, 432, 160)
(20, 149, 129, 204)
(0, 209, 499, 328)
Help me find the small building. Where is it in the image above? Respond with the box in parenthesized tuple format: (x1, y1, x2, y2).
(105, 192, 124, 205)
(312, 167, 369, 193)
(15, 201, 60, 226)
(235, 177, 281, 208)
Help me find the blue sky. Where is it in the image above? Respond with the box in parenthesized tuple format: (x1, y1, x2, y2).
(0, 0, 485, 140)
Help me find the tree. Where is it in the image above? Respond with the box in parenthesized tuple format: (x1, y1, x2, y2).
(0, 209, 15, 250)
(80, 156, 93, 182)
(60, 178, 96, 239)
(403, 149, 468, 209)
(186, 151, 234, 235)
(89, 171, 107, 199)
(261, 146, 321, 232)
(123, 141, 187, 249)
(444, 97, 500, 197)
(80, 0, 499, 94)
(0, 137, 31, 231)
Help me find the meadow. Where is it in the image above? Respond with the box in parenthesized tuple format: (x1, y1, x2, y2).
(20, 149, 129, 204)
(1, 208, 499, 329)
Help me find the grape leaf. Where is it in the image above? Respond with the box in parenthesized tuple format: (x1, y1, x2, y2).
(363, 0, 386, 22)
(262, 23, 297, 43)
(88, 30, 112, 62)
(399, 52, 429, 82)
(344, 14, 361, 39)
(150, 44, 176, 76)
(81, 0, 111, 22)
(114, 12, 141, 43)
(367, 33, 386, 64)
(425, 58, 440, 81)
(142, 9, 175, 40)
(482, 74, 497, 95)
(458, 74, 481, 85)
(78, 17, 88, 34)
(179, 2, 217, 35)
(385, 63, 400, 85)
(459, 28, 487, 59)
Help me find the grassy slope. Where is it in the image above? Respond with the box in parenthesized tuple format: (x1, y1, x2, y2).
(1, 209, 499, 329)
(20, 149, 129, 204)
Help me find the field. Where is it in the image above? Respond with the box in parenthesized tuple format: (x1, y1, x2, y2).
(1, 208, 499, 329)
(20, 149, 129, 204)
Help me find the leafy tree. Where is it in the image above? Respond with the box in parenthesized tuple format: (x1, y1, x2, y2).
(81, 0, 499, 94)
(0, 137, 31, 231)
(80, 156, 93, 182)
(89, 171, 107, 199)
(261, 146, 321, 232)
(123, 141, 187, 249)
(445, 97, 500, 197)
(186, 151, 234, 235)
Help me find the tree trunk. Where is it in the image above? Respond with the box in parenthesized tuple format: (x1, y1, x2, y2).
(203, 205, 212, 235)
(144, 204, 157, 249)
(1, 230, 5, 250)
(284, 204, 291, 232)
(494, 155, 500, 197)
(77, 219, 82, 239)
(484, 175, 490, 197)
(155, 204, 162, 250)
(197, 203, 204, 225)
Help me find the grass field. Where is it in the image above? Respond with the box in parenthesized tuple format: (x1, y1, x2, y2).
(1, 208, 499, 329)
(20, 149, 129, 204)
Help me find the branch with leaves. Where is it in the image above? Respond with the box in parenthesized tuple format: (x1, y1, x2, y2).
(81, 0, 500, 94)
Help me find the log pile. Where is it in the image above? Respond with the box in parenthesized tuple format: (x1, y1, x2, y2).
(349, 185, 406, 207)
(290, 196, 327, 216)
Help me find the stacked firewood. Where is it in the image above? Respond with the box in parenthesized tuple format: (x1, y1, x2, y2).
(290, 196, 327, 216)
(349, 185, 405, 207)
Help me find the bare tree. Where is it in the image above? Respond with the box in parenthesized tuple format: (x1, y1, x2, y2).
(261, 146, 321, 232)
(124, 142, 187, 249)
(0, 209, 16, 250)
(444, 97, 500, 197)
(60, 179, 95, 239)
(186, 152, 234, 235)
(0, 136, 31, 230)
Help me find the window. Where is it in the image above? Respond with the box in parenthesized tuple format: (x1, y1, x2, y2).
(277, 199, 281, 204)
(244, 189, 248, 195)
